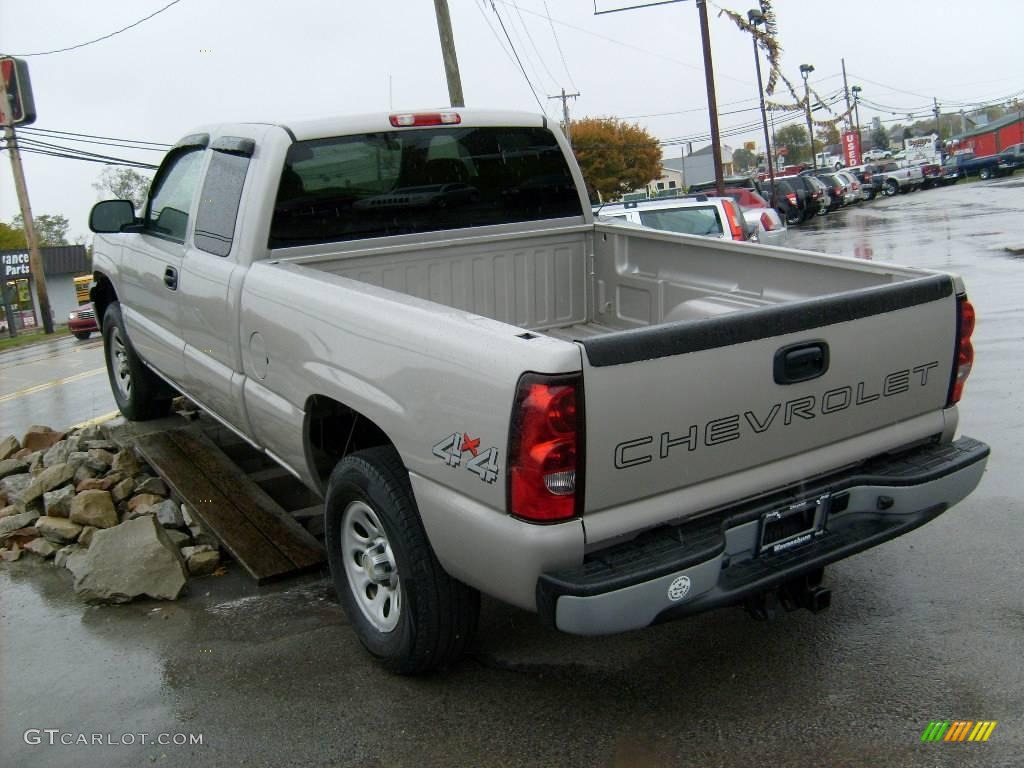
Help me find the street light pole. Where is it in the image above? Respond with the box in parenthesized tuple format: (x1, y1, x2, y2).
(747, 9, 774, 199)
(800, 63, 816, 169)
(851, 85, 862, 144)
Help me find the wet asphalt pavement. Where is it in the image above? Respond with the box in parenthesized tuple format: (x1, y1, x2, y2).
(1, 178, 1022, 768)
(0, 334, 115, 437)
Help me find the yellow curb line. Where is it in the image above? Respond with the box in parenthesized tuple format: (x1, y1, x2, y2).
(0, 367, 105, 403)
(69, 410, 122, 431)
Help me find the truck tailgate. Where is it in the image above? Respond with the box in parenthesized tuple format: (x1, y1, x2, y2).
(578, 275, 956, 513)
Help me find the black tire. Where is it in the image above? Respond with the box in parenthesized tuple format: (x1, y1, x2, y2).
(884, 179, 899, 197)
(73, 331, 91, 340)
(325, 446, 479, 674)
(979, 166, 992, 180)
(101, 302, 172, 421)
(782, 208, 801, 226)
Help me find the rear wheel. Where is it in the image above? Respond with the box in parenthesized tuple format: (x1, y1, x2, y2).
(325, 446, 479, 674)
(73, 331, 91, 340)
(884, 179, 899, 196)
(102, 302, 171, 421)
(782, 207, 801, 226)
(979, 166, 992, 180)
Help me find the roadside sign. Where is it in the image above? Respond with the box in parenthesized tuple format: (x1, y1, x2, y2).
(0, 57, 37, 126)
(842, 130, 861, 167)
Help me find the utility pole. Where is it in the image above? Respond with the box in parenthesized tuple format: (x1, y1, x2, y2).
(548, 88, 580, 146)
(841, 58, 852, 129)
(432, 0, 465, 108)
(933, 97, 941, 138)
(0, 71, 52, 334)
(696, 0, 724, 194)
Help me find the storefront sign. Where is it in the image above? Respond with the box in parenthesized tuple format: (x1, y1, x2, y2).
(842, 131, 862, 168)
(1, 252, 31, 280)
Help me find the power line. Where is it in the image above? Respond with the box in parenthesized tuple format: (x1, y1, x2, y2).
(474, 0, 520, 72)
(20, 126, 172, 147)
(12, 136, 160, 167)
(2, 0, 184, 57)
(544, 1, 578, 92)
(488, 2, 546, 112)
(2, 146, 158, 170)
(512, 1, 560, 94)
(18, 129, 168, 152)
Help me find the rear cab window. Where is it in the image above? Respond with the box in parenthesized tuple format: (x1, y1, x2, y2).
(269, 126, 583, 248)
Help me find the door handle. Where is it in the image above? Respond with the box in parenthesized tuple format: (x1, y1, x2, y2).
(163, 266, 178, 290)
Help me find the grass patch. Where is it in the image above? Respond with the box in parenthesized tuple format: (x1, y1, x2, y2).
(0, 328, 67, 353)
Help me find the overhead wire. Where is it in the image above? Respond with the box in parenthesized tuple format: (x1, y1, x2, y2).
(19, 126, 172, 147)
(543, 1, 578, 92)
(511, 1, 560, 95)
(1, 0, 184, 57)
(488, 1, 546, 112)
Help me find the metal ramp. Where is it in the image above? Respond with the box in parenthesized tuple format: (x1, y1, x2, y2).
(133, 428, 326, 584)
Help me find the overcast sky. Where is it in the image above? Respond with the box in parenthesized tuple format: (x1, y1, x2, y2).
(1, 0, 1020, 242)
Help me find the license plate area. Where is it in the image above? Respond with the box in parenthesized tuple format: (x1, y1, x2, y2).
(759, 496, 828, 555)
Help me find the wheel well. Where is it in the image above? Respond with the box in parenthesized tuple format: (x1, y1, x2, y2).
(304, 395, 393, 488)
(91, 273, 117, 327)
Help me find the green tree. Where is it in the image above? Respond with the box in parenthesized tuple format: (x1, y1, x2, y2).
(815, 123, 840, 148)
(93, 167, 152, 210)
(0, 222, 27, 250)
(571, 118, 663, 201)
(870, 127, 889, 149)
(11, 214, 70, 246)
(775, 124, 810, 164)
(732, 147, 757, 171)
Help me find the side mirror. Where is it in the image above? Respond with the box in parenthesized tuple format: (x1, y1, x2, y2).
(89, 200, 137, 233)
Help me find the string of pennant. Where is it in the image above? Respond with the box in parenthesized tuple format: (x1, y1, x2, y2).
(713, 1, 854, 129)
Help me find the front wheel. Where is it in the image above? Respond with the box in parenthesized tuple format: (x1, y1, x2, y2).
(102, 302, 171, 421)
(73, 331, 91, 340)
(325, 446, 480, 674)
(884, 179, 899, 196)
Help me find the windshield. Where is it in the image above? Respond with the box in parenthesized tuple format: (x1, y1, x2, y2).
(269, 126, 583, 247)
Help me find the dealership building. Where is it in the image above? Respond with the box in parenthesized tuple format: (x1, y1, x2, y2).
(0, 245, 90, 333)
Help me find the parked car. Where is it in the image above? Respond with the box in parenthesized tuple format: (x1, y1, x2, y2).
(722, 187, 788, 246)
(997, 143, 1024, 170)
(802, 175, 831, 216)
(67, 302, 99, 340)
(764, 177, 809, 225)
(862, 148, 892, 161)
(88, 108, 988, 674)
(844, 165, 879, 201)
(874, 161, 924, 196)
(940, 151, 1015, 182)
(834, 171, 863, 203)
(595, 195, 751, 242)
(812, 173, 844, 211)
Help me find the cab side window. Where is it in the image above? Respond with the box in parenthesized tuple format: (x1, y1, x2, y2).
(194, 149, 251, 257)
(147, 148, 205, 242)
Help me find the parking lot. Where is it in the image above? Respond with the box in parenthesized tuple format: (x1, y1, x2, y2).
(2, 177, 1021, 768)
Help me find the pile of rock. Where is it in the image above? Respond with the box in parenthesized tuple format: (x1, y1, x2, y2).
(0, 424, 224, 604)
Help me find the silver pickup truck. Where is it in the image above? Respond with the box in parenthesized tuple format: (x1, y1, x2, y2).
(88, 110, 988, 673)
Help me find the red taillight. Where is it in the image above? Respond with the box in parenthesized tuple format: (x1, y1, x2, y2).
(760, 211, 776, 231)
(723, 200, 746, 241)
(508, 374, 584, 522)
(947, 297, 975, 405)
(389, 111, 462, 127)
(786, 192, 797, 205)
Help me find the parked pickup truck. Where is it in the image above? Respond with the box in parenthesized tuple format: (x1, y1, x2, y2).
(873, 161, 924, 196)
(88, 110, 988, 673)
(941, 151, 1015, 183)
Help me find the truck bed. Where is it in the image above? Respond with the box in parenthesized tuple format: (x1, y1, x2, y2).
(282, 221, 932, 340)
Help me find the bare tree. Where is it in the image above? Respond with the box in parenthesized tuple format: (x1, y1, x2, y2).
(93, 167, 152, 211)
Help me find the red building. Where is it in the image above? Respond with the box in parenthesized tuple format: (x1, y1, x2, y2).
(948, 112, 1024, 156)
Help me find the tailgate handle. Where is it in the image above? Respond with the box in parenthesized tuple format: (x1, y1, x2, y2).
(774, 341, 829, 385)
